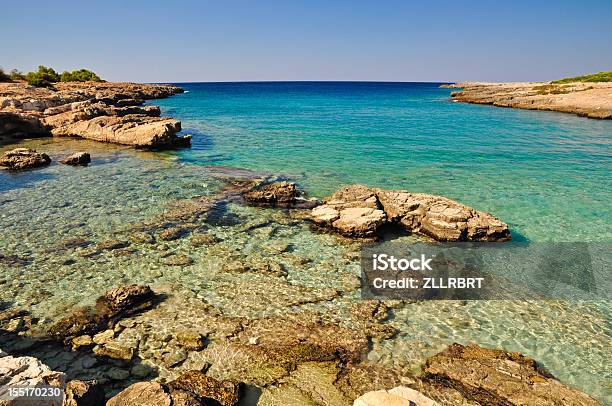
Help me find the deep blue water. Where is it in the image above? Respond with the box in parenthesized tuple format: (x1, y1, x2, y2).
(152, 82, 612, 242)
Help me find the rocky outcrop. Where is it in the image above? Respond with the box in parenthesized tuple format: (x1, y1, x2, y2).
(0, 81, 189, 147)
(448, 81, 612, 119)
(311, 185, 510, 241)
(243, 181, 318, 208)
(0, 147, 51, 170)
(354, 386, 439, 406)
(47, 284, 156, 342)
(106, 372, 239, 406)
(60, 152, 90, 166)
(422, 343, 601, 406)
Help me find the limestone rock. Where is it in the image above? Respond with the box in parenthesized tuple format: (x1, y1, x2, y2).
(60, 152, 90, 166)
(176, 331, 206, 351)
(64, 379, 105, 406)
(422, 343, 600, 406)
(354, 386, 439, 406)
(0, 148, 51, 170)
(311, 184, 510, 241)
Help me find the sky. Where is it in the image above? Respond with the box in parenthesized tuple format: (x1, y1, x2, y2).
(1, 0, 611, 83)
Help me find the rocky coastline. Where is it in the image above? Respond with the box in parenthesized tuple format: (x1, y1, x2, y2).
(0, 81, 190, 147)
(447, 81, 612, 119)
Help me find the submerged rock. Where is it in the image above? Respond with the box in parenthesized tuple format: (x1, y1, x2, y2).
(47, 284, 156, 341)
(422, 343, 600, 406)
(60, 151, 91, 166)
(0, 147, 51, 170)
(311, 184, 510, 241)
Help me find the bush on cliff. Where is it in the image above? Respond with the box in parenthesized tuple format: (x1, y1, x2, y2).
(60, 69, 102, 82)
(26, 65, 60, 87)
(0, 68, 9, 82)
(552, 71, 612, 84)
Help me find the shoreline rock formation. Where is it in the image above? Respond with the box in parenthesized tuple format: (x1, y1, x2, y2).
(447, 81, 612, 119)
(0, 81, 190, 147)
(311, 184, 510, 241)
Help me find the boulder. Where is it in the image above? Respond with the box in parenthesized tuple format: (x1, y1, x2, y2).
(354, 386, 439, 406)
(64, 379, 105, 406)
(422, 343, 600, 406)
(60, 152, 90, 166)
(311, 185, 510, 241)
(0, 148, 51, 170)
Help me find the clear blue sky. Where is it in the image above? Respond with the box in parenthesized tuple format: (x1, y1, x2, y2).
(1, 0, 611, 83)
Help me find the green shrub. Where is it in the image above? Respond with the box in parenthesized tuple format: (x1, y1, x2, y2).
(0, 67, 9, 82)
(9, 69, 25, 81)
(552, 71, 612, 84)
(60, 68, 102, 82)
(25, 65, 60, 87)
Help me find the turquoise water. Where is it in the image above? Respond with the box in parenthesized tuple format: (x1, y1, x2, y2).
(1, 83, 610, 402)
(154, 82, 612, 242)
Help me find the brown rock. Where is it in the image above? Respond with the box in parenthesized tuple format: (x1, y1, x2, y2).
(159, 226, 189, 241)
(354, 386, 439, 406)
(96, 239, 129, 250)
(64, 379, 105, 406)
(243, 181, 297, 206)
(423, 343, 600, 406)
(0, 147, 51, 170)
(60, 152, 90, 166)
(176, 331, 206, 351)
(168, 370, 239, 406)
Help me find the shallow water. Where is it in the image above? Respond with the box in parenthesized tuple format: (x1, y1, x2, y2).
(1, 82, 611, 403)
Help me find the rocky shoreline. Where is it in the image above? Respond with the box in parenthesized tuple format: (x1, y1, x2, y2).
(0, 81, 190, 147)
(446, 81, 612, 119)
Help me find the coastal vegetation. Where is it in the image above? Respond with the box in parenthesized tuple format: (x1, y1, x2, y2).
(552, 71, 612, 84)
(0, 65, 103, 87)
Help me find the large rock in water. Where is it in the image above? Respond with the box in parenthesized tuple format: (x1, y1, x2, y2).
(422, 343, 601, 406)
(60, 152, 90, 166)
(0, 148, 51, 170)
(311, 185, 510, 241)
